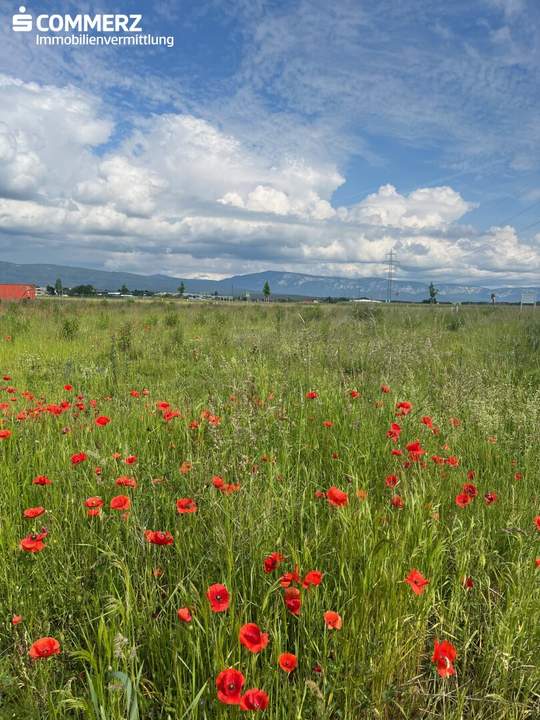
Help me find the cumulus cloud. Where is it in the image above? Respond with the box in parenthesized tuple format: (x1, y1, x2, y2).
(0, 74, 112, 199)
(341, 184, 476, 229)
(0, 73, 539, 285)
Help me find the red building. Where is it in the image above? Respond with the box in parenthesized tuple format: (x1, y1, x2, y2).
(0, 284, 36, 300)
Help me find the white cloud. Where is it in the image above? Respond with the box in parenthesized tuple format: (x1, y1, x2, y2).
(0, 74, 112, 199)
(0, 73, 538, 285)
(341, 184, 475, 229)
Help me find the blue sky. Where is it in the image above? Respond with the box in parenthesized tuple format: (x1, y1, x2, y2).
(0, 0, 539, 284)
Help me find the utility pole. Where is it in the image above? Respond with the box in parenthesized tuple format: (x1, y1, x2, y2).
(385, 249, 396, 303)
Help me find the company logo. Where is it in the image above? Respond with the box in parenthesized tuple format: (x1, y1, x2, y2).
(10, 5, 174, 48)
(12, 6, 32, 32)
(11, 6, 144, 33)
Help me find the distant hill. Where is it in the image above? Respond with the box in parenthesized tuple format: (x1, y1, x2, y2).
(0, 261, 537, 303)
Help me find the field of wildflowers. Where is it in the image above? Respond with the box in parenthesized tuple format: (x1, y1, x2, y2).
(0, 299, 539, 719)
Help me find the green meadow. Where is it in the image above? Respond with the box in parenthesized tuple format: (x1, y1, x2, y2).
(0, 299, 539, 719)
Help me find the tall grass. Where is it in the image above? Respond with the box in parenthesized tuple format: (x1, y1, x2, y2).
(0, 300, 538, 719)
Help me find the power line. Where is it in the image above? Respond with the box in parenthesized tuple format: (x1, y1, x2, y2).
(516, 216, 540, 234)
(497, 197, 540, 228)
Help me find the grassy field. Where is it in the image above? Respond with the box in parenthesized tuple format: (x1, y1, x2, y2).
(0, 299, 539, 719)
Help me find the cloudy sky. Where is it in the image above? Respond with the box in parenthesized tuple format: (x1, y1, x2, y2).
(0, 0, 540, 284)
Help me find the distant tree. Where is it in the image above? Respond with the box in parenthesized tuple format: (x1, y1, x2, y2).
(119, 284, 129, 295)
(490, 292, 496, 305)
(428, 282, 439, 304)
(54, 278, 63, 296)
(263, 281, 271, 300)
(68, 284, 96, 297)
(178, 282, 185, 297)
(46, 285, 56, 296)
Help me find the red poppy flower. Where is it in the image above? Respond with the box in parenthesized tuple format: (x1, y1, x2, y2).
(446, 456, 460, 467)
(535, 516, 540, 531)
(406, 441, 426, 461)
(280, 566, 301, 588)
(404, 569, 429, 595)
(283, 587, 301, 616)
(432, 639, 457, 677)
(323, 610, 342, 629)
(0, 429, 12, 439)
(33, 475, 51, 486)
(463, 576, 474, 589)
(124, 455, 137, 464)
(179, 461, 192, 474)
(396, 401, 412, 416)
(349, 390, 360, 399)
(484, 492, 497, 505)
(278, 653, 297, 672)
(462, 483, 478, 498)
(390, 495, 404, 508)
(29, 637, 61, 659)
(326, 486, 348, 507)
(535, 558, 540, 568)
(20, 531, 47, 553)
(421, 416, 433, 428)
(63, 384, 73, 391)
(207, 583, 230, 612)
(386, 422, 401, 441)
(381, 384, 391, 393)
(263, 552, 284, 573)
(514, 472, 523, 481)
(322, 420, 333, 428)
(11, 614, 23, 625)
(177, 607, 192, 623)
(212, 475, 224, 489)
(144, 530, 174, 545)
(305, 391, 318, 399)
(302, 570, 323, 589)
(239, 623, 269, 653)
(130, 390, 140, 397)
(240, 689, 269, 711)
(95, 416, 110, 426)
(71, 452, 87, 465)
(216, 668, 245, 705)
(84, 496, 103, 509)
(110, 495, 131, 511)
(450, 417, 461, 427)
(220, 482, 241, 494)
(176, 497, 198, 514)
(23, 506, 45, 519)
(385, 474, 399, 488)
(455, 492, 471, 508)
(116, 476, 137, 488)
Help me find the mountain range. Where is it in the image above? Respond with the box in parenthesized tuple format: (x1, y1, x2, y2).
(0, 261, 537, 303)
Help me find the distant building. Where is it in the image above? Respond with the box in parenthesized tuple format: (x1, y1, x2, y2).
(0, 284, 36, 300)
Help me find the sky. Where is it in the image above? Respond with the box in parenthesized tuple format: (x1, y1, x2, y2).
(0, 0, 540, 285)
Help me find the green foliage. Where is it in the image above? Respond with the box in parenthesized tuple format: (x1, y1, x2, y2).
(0, 301, 538, 720)
(60, 316, 80, 340)
(446, 311, 466, 331)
